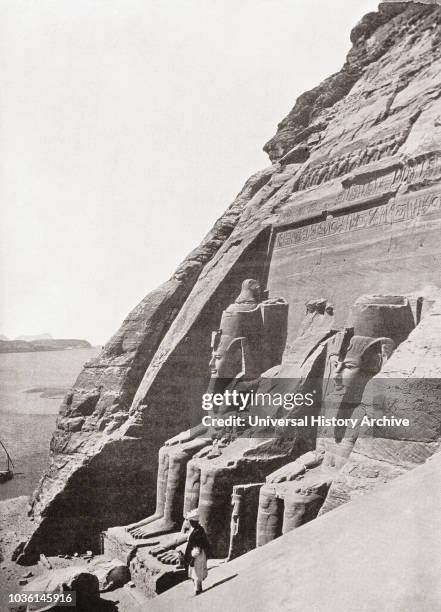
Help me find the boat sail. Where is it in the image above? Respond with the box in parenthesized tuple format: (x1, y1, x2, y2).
(0, 439, 14, 483)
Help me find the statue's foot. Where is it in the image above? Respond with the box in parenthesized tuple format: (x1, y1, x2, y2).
(130, 518, 177, 540)
(134, 540, 160, 549)
(126, 513, 163, 533)
(150, 545, 168, 557)
(158, 551, 181, 565)
(149, 533, 183, 557)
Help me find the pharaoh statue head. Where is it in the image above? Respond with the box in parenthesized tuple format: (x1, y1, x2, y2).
(324, 295, 413, 402)
(208, 279, 289, 391)
(318, 296, 414, 451)
(208, 279, 264, 386)
(318, 295, 414, 459)
(324, 331, 394, 405)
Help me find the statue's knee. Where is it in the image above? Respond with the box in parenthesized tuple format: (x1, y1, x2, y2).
(184, 462, 201, 500)
(258, 485, 277, 512)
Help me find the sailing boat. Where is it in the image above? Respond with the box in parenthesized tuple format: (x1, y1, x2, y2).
(0, 439, 14, 483)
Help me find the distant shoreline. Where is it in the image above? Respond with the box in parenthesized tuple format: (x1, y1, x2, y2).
(0, 339, 93, 354)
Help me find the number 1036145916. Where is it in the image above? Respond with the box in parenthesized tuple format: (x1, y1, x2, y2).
(3, 591, 76, 608)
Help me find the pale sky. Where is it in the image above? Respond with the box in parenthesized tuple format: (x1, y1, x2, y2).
(0, 0, 379, 345)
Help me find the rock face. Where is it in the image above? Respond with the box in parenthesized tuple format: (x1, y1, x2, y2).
(18, 0, 441, 571)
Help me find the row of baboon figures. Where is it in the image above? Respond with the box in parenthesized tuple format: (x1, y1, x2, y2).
(113, 279, 416, 565)
(282, 132, 404, 191)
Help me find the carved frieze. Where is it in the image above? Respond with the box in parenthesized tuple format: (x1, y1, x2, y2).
(274, 187, 441, 250)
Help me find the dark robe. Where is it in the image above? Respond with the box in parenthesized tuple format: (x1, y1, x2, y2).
(184, 524, 210, 568)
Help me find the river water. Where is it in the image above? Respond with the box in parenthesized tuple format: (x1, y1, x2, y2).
(0, 347, 100, 500)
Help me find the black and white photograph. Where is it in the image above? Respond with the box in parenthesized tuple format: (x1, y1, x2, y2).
(1, 1, 441, 610)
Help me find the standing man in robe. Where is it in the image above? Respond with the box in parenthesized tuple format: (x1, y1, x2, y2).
(183, 509, 210, 595)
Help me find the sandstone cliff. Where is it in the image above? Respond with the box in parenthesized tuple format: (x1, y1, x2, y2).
(17, 0, 441, 563)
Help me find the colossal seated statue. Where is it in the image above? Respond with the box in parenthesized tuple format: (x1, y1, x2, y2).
(255, 295, 414, 547)
(142, 297, 337, 560)
(124, 279, 288, 541)
(104, 292, 337, 579)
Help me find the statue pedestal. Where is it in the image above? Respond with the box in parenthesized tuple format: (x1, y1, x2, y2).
(130, 547, 187, 598)
(102, 526, 139, 565)
(102, 527, 188, 598)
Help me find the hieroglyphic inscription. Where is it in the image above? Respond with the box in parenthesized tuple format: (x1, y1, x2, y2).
(274, 190, 441, 250)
